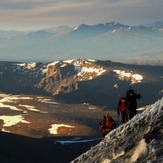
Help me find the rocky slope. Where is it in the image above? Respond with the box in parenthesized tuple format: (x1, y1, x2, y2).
(0, 59, 163, 109)
(71, 98, 163, 163)
(35, 59, 106, 95)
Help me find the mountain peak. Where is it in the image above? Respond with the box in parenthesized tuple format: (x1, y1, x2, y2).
(74, 22, 126, 30)
(105, 21, 124, 26)
(73, 24, 90, 30)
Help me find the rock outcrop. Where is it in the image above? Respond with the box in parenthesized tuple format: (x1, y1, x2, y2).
(35, 59, 106, 95)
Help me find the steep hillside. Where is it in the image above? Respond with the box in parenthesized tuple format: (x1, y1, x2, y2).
(71, 98, 163, 163)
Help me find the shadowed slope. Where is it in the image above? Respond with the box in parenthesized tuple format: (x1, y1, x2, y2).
(0, 132, 102, 163)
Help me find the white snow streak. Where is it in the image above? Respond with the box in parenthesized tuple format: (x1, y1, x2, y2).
(113, 70, 143, 84)
(0, 115, 30, 127)
(130, 139, 147, 162)
(48, 124, 75, 134)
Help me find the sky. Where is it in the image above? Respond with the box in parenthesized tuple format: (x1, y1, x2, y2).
(0, 0, 163, 31)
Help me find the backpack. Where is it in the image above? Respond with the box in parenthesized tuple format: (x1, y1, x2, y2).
(118, 97, 127, 112)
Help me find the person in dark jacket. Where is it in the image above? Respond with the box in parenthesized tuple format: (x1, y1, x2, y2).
(117, 97, 128, 124)
(98, 113, 117, 137)
(125, 89, 141, 119)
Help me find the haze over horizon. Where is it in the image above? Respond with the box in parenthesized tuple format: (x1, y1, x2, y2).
(0, 0, 163, 31)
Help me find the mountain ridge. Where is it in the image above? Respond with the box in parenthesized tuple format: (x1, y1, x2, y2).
(0, 59, 162, 109)
(0, 21, 163, 64)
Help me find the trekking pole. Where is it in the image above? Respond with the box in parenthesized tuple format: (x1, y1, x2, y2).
(118, 113, 120, 126)
(98, 126, 101, 137)
(140, 97, 144, 104)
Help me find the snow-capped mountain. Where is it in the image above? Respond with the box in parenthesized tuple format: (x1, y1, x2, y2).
(71, 97, 163, 163)
(0, 59, 162, 109)
(0, 22, 163, 65)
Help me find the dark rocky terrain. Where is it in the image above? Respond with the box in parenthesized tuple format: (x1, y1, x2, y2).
(71, 98, 163, 163)
(0, 59, 162, 162)
(0, 59, 162, 109)
(0, 131, 102, 163)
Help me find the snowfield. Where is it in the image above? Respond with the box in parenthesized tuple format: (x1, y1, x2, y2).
(49, 124, 75, 135)
(71, 97, 163, 163)
(113, 70, 143, 84)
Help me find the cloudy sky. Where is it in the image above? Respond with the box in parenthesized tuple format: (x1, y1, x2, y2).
(0, 0, 162, 31)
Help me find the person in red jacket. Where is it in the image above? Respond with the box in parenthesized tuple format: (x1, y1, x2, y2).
(99, 113, 117, 137)
(117, 97, 128, 124)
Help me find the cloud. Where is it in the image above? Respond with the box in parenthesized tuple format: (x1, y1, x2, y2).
(0, 0, 57, 10)
(0, 0, 162, 30)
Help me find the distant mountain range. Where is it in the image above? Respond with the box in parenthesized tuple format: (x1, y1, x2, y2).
(0, 59, 162, 109)
(143, 21, 163, 27)
(0, 22, 163, 65)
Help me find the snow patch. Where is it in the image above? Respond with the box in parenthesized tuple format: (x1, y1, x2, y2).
(160, 90, 163, 94)
(87, 59, 96, 62)
(48, 124, 75, 135)
(38, 98, 60, 104)
(0, 103, 21, 111)
(63, 60, 75, 64)
(76, 66, 106, 79)
(19, 104, 42, 112)
(113, 70, 143, 84)
(130, 139, 147, 162)
(0, 115, 30, 127)
(114, 84, 118, 88)
(102, 159, 110, 163)
(112, 29, 116, 33)
(112, 150, 125, 160)
(16, 62, 37, 70)
(47, 61, 59, 66)
(89, 107, 96, 110)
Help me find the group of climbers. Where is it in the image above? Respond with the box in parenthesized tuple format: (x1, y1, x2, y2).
(99, 88, 142, 137)
(117, 89, 141, 122)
